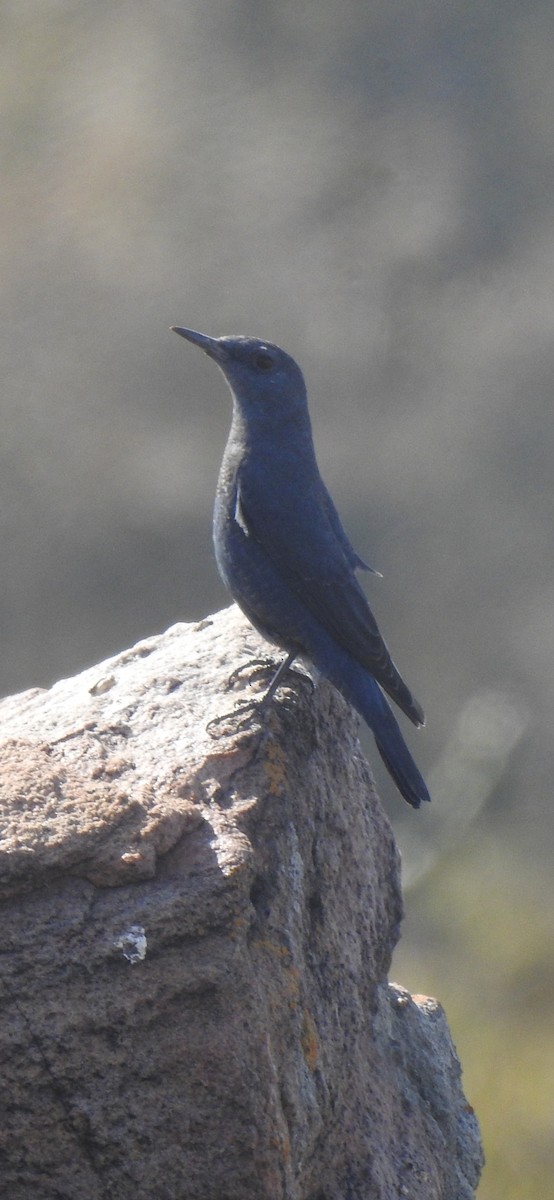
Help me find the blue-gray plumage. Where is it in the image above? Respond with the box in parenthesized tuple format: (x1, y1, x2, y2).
(172, 327, 430, 809)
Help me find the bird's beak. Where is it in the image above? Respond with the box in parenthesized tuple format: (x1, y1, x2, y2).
(171, 326, 229, 362)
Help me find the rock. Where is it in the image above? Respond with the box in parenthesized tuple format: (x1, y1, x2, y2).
(0, 605, 483, 1199)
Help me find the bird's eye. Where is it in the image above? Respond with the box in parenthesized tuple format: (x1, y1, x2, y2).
(254, 350, 274, 371)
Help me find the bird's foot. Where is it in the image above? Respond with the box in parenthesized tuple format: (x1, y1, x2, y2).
(206, 697, 265, 738)
(225, 656, 277, 692)
(276, 666, 314, 697)
(207, 655, 314, 739)
(226, 654, 313, 698)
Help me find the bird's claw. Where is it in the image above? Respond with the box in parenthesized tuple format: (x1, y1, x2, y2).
(225, 657, 277, 691)
(286, 668, 315, 696)
(206, 697, 265, 738)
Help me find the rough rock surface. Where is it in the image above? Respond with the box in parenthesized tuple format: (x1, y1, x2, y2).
(0, 605, 483, 1200)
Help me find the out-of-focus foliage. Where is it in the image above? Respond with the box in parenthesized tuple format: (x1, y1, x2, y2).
(395, 838, 554, 1198)
(2, 3, 553, 1194)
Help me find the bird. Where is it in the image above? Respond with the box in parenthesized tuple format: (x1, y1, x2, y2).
(172, 326, 430, 809)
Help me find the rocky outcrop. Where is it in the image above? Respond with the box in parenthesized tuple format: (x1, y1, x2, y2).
(0, 605, 482, 1199)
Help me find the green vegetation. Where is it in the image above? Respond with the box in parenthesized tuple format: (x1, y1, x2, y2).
(395, 836, 554, 1199)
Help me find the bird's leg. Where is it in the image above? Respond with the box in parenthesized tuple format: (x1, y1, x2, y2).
(261, 652, 297, 703)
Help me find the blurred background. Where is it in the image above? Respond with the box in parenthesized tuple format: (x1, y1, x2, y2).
(2, 1, 553, 1193)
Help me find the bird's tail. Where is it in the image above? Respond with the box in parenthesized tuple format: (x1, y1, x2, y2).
(349, 673, 431, 808)
(374, 728, 430, 809)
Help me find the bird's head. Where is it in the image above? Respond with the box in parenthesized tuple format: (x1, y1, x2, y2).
(171, 327, 310, 434)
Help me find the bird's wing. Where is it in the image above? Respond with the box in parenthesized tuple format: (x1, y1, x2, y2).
(235, 473, 424, 726)
(319, 481, 381, 575)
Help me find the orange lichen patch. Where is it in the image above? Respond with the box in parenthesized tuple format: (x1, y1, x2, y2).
(301, 1007, 320, 1072)
(263, 735, 288, 796)
(252, 938, 294, 965)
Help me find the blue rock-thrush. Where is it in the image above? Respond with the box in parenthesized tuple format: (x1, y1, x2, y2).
(172, 327, 430, 808)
